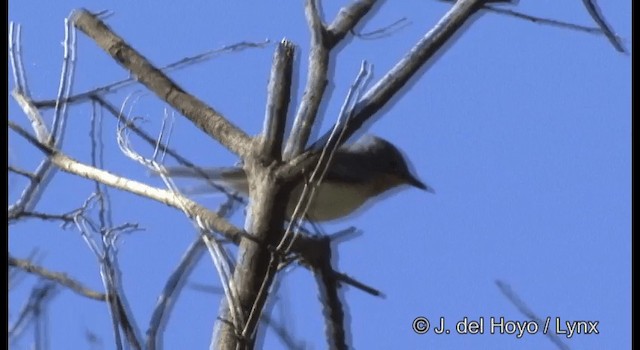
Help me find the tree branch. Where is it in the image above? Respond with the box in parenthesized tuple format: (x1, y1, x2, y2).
(261, 40, 295, 162)
(285, 0, 376, 158)
(312, 0, 489, 149)
(70, 9, 253, 159)
(9, 119, 249, 246)
(9, 255, 106, 301)
(581, 0, 626, 53)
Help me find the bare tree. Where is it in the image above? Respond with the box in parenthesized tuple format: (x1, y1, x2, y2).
(8, 1, 626, 349)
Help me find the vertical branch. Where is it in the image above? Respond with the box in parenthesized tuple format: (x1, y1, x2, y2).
(285, 0, 377, 158)
(212, 29, 299, 350)
(49, 16, 77, 146)
(284, 0, 329, 159)
(211, 169, 288, 349)
(260, 40, 296, 162)
(212, 40, 299, 342)
(9, 13, 78, 216)
(310, 237, 348, 350)
(8, 23, 30, 95)
(8, 24, 53, 216)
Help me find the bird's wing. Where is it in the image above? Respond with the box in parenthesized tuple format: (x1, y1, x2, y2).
(152, 166, 249, 194)
(156, 166, 245, 179)
(322, 153, 367, 184)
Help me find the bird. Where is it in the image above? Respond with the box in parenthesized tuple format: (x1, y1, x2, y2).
(158, 135, 434, 221)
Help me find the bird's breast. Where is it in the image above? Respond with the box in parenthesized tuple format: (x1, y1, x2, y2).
(286, 181, 373, 222)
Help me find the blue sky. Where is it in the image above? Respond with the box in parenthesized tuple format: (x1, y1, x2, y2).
(9, 1, 630, 349)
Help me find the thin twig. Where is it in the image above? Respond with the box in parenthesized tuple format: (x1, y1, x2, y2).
(75, 214, 143, 349)
(8, 23, 30, 95)
(496, 280, 569, 350)
(145, 237, 205, 348)
(580, 0, 626, 53)
(9, 210, 76, 223)
(8, 165, 36, 180)
(282, 62, 371, 253)
(9, 282, 57, 341)
(49, 17, 76, 146)
(33, 40, 270, 109)
(9, 255, 106, 301)
(439, 0, 627, 52)
(352, 17, 410, 40)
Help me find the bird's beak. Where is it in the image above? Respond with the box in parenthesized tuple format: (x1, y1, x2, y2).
(405, 174, 435, 194)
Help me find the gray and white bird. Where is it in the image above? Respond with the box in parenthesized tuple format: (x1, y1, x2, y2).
(159, 135, 433, 221)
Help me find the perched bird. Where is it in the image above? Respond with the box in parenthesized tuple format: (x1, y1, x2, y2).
(159, 135, 434, 221)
